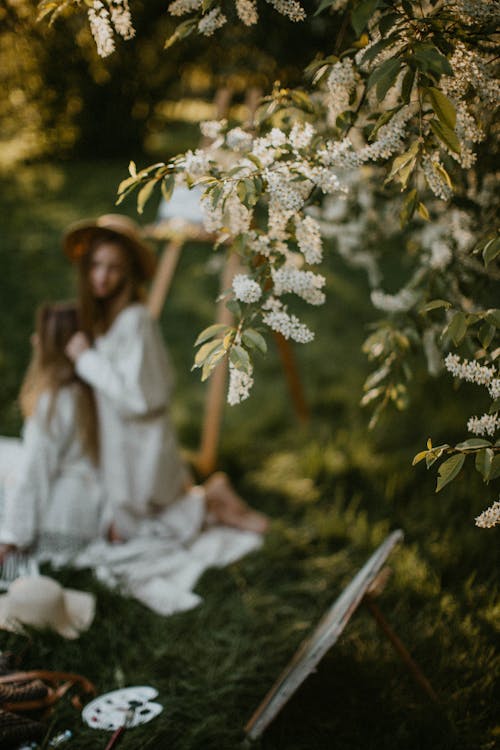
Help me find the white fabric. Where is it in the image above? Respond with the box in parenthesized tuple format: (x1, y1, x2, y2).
(74, 488, 262, 616)
(75, 303, 190, 538)
(0, 386, 104, 552)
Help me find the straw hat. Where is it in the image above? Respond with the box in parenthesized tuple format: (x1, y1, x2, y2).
(0, 576, 95, 640)
(63, 214, 157, 280)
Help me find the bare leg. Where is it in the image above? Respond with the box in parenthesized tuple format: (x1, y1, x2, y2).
(204, 472, 269, 534)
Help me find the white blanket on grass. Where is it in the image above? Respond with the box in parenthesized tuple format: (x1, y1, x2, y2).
(0, 437, 262, 616)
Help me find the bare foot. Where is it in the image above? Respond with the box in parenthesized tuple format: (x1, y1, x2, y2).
(0, 544, 18, 565)
(204, 472, 269, 534)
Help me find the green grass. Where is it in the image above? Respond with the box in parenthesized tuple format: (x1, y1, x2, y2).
(0, 162, 498, 750)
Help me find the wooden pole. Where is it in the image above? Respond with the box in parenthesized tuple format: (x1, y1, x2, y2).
(364, 595, 441, 707)
(147, 239, 184, 320)
(272, 332, 310, 424)
(195, 251, 240, 477)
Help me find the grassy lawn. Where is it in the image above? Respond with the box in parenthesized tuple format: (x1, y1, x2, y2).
(0, 161, 498, 750)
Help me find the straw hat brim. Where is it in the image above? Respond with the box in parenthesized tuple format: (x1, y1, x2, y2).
(63, 217, 157, 280)
(0, 584, 95, 640)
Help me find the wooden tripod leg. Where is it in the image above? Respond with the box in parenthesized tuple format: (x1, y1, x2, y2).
(364, 595, 441, 707)
(196, 251, 240, 477)
(147, 239, 184, 320)
(272, 332, 309, 424)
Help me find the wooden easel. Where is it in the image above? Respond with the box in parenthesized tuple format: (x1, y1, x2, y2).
(244, 530, 440, 741)
(146, 88, 309, 477)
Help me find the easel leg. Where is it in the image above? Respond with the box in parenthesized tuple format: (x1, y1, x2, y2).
(196, 251, 240, 477)
(364, 595, 441, 707)
(272, 333, 309, 424)
(147, 239, 184, 320)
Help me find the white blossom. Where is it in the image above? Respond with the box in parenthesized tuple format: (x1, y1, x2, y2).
(429, 240, 453, 270)
(422, 155, 453, 201)
(200, 120, 226, 140)
(226, 127, 254, 151)
(88, 1, 115, 57)
(295, 215, 323, 264)
(444, 354, 496, 387)
(467, 413, 499, 437)
(371, 288, 419, 313)
(272, 266, 326, 305)
(327, 59, 358, 124)
(235, 0, 258, 25)
(109, 0, 135, 39)
(265, 0, 306, 22)
(289, 122, 315, 151)
(168, 0, 202, 15)
(228, 362, 254, 405)
(198, 7, 227, 36)
(475, 500, 500, 529)
(262, 309, 314, 343)
(232, 274, 262, 304)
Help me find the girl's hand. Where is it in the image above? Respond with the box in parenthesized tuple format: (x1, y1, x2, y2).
(65, 332, 91, 362)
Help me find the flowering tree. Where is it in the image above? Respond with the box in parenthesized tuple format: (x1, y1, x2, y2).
(37, 0, 499, 525)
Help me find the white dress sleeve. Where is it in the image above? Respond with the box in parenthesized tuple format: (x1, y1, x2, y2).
(0, 391, 72, 548)
(75, 306, 172, 418)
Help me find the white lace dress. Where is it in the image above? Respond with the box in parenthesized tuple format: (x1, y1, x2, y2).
(0, 385, 105, 562)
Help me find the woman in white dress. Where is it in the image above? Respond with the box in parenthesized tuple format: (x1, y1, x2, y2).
(63, 214, 268, 542)
(0, 303, 105, 562)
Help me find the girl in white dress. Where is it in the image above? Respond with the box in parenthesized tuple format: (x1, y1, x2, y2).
(63, 214, 268, 542)
(0, 303, 105, 563)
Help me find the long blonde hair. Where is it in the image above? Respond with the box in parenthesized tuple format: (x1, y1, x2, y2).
(19, 302, 99, 465)
(77, 230, 146, 338)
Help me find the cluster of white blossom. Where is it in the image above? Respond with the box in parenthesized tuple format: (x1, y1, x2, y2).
(422, 155, 453, 201)
(200, 189, 251, 235)
(168, 0, 202, 15)
(442, 43, 499, 104)
(370, 288, 420, 313)
(272, 266, 326, 305)
(475, 499, 500, 529)
(232, 274, 262, 303)
(228, 361, 254, 404)
(444, 354, 497, 389)
(326, 59, 358, 125)
(467, 413, 500, 437)
(88, 0, 134, 58)
(262, 308, 314, 342)
(295, 215, 323, 264)
(265, 0, 305, 22)
(198, 7, 227, 35)
(226, 127, 254, 151)
(167, 0, 304, 28)
(236, 0, 258, 25)
(453, 0, 500, 25)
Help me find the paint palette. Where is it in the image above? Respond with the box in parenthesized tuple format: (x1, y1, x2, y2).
(82, 686, 163, 731)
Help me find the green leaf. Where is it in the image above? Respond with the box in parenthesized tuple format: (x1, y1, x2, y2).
(486, 309, 500, 328)
(475, 448, 493, 479)
(412, 450, 429, 466)
(379, 12, 400, 36)
(137, 180, 156, 214)
(351, 0, 379, 36)
(369, 106, 403, 141)
(413, 44, 453, 76)
(488, 454, 500, 481)
(387, 141, 419, 182)
(194, 339, 224, 367)
(314, 0, 335, 17)
(436, 453, 465, 492)
(229, 345, 251, 372)
(401, 68, 415, 104)
(194, 324, 229, 347)
(417, 201, 430, 221)
(425, 87, 456, 129)
(478, 322, 495, 349)
(160, 173, 175, 203)
(455, 439, 492, 450)
(419, 299, 451, 314)
(367, 58, 402, 101)
(430, 118, 461, 154)
(400, 188, 418, 224)
(242, 329, 267, 354)
(225, 300, 242, 317)
(443, 311, 468, 345)
(483, 237, 500, 266)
